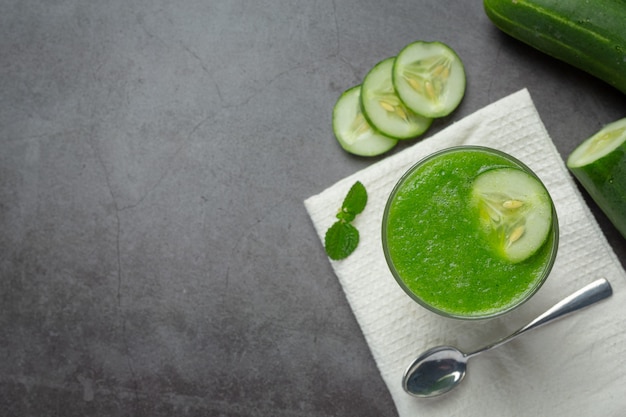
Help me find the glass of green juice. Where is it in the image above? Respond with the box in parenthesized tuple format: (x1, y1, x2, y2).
(382, 146, 559, 319)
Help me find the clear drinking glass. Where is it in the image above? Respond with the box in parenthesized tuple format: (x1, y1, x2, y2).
(382, 146, 559, 319)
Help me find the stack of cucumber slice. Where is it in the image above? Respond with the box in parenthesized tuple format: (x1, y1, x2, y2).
(333, 41, 466, 157)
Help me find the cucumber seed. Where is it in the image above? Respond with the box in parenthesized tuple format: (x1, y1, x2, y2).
(508, 225, 525, 245)
(502, 199, 524, 209)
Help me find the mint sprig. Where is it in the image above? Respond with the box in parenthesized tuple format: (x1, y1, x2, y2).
(324, 181, 368, 260)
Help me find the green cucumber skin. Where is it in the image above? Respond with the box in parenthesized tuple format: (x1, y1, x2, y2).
(569, 142, 626, 239)
(483, 0, 626, 95)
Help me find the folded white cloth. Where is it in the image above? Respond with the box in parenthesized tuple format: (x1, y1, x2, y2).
(305, 89, 626, 416)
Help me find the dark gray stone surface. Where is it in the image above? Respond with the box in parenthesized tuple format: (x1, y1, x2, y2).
(1, 1, 625, 416)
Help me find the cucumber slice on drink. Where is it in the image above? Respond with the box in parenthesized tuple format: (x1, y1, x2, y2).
(332, 85, 399, 157)
(567, 117, 626, 239)
(471, 168, 553, 263)
(393, 41, 466, 118)
(361, 57, 433, 140)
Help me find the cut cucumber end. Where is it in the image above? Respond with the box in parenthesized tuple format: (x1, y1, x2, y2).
(471, 168, 553, 263)
(332, 86, 399, 157)
(567, 117, 626, 168)
(361, 57, 433, 140)
(392, 41, 466, 118)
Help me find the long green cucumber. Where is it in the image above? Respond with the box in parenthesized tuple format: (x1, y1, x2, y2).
(483, 0, 626, 95)
(567, 117, 626, 239)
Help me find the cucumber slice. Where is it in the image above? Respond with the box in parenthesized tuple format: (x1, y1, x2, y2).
(471, 168, 553, 263)
(332, 85, 399, 157)
(567, 117, 626, 239)
(393, 41, 466, 118)
(361, 57, 433, 140)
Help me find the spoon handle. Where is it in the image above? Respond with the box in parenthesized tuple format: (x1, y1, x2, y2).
(467, 278, 612, 358)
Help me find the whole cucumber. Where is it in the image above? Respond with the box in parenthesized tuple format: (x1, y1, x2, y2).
(484, 0, 626, 94)
(567, 118, 626, 239)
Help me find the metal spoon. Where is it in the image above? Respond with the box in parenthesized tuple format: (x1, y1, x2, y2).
(403, 278, 613, 398)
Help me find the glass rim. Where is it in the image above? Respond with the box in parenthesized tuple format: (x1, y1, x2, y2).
(381, 145, 560, 320)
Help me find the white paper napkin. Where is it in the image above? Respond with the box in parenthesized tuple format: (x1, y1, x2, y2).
(305, 89, 626, 416)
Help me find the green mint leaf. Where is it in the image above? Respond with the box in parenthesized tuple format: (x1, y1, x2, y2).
(341, 181, 367, 216)
(323, 181, 368, 260)
(324, 221, 360, 260)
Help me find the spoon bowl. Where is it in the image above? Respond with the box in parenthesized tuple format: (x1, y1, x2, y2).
(404, 346, 467, 398)
(402, 278, 613, 398)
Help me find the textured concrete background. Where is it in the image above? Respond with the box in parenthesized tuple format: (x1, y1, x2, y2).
(1, 1, 625, 416)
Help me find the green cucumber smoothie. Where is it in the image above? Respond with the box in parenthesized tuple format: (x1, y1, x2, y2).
(382, 146, 558, 319)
